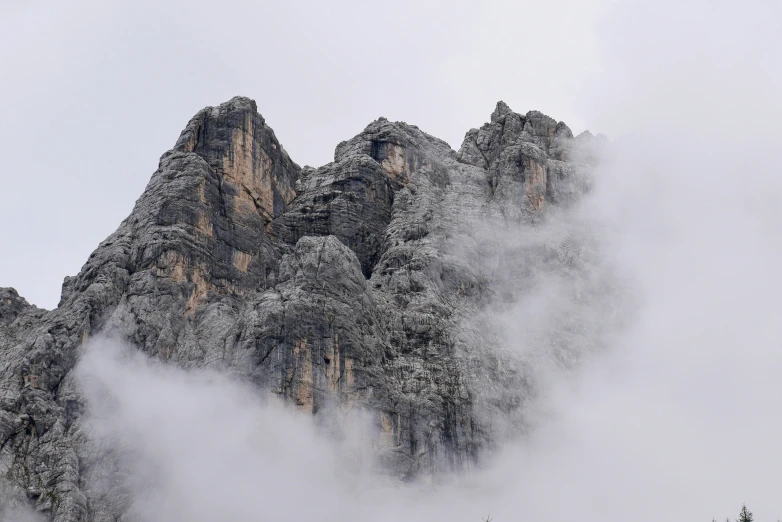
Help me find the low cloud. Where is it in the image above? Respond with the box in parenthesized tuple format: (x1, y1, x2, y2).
(0, 481, 45, 522)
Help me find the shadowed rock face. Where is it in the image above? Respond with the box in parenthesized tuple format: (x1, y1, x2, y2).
(0, 97, 598, 521)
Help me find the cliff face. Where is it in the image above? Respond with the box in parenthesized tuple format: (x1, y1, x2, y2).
(0, 97, 599, 521)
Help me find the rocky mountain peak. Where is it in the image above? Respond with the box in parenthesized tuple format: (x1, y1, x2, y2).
(0, 96, 600, 521)
(165, 95, 300, 223)
(490, 100, 514, 123)
(0, 287, 35, 326)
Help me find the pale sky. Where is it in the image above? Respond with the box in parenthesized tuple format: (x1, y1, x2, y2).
(1, 1, 780, 312)
(1, 0, 614, 309)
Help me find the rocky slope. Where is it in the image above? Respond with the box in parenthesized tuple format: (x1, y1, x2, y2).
(0, 96, 604, 521)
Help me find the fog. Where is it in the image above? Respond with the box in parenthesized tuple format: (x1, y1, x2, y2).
(0, 482, 45, 522)
(4, 1, 782, 521)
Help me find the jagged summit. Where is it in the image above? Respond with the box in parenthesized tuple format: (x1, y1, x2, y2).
(0, 96, 598, 521)
(491, 100, 513, 122)
(165, 95, 300, 222)
(0, 288, 38, 325)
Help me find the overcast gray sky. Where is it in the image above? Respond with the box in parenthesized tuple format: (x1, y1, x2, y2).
(1, 1, 780, 311)
(1, 0, 615, 309)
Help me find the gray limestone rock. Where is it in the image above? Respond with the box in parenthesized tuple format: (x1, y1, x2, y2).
(0, 97, 602, 521)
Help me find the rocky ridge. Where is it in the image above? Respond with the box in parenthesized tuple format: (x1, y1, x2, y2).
(0, 96, 604, 521)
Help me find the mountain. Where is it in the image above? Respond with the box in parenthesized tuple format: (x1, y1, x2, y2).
(0, 96, 602, 521)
